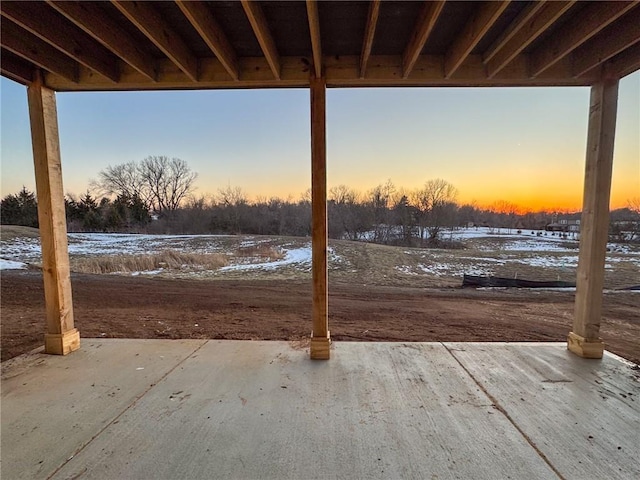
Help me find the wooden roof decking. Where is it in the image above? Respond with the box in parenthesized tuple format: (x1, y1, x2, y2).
(1, 0, 639, 91)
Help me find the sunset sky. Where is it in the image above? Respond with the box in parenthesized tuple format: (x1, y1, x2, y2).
(1, 71, 638, 212)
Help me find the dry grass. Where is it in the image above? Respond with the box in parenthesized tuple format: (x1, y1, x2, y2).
(71, 250, 228, 274)
(0, 225, 40, 241)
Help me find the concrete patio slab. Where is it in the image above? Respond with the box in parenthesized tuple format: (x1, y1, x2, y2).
(2, 340, 638, 479)
(446, 342, 640, 480)
(1, 339, 206, 479)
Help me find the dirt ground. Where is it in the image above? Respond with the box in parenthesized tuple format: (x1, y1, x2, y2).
(2, 270, 638, 364)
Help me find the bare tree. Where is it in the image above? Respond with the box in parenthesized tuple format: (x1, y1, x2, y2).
(94, 161, 152, 209)
(95, 156, 197, 214)
(367, 180, 396, 242)
(140, 156, 197, 213)
(411, 179, 458, 241)
(216, 184, 247, 207)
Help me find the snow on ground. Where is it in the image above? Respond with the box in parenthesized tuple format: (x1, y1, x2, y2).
(1, 231, 637, 278)
(220, 246, 312, 272)
(218, 245, 344, 272)
(0, 259, 27, 270)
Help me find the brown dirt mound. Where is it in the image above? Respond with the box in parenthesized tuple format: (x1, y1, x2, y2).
(2, 270, 638, 364)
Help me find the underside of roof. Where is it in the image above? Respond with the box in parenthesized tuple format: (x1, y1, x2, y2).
(1, 1, 639, 91)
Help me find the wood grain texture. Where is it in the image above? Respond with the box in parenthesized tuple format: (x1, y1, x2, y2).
(310, 73, 329, 358)
(241, 0, 281, 79)
(176, 0, 239, 81)
(48, 0, 157, 81)
(112, 0, 198, 81)
(573, 79, 619, 342)
(359, 0, 380, 78)
(27, 73, 78, 350)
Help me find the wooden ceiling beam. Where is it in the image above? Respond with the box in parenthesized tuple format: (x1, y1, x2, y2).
(0, 49, 35, 85)
(530, 1, 638, 77)
(0, 1, 118, 82)
(402, 1, 446, 78)
(176, 0, 239, 81)
(485, 1, 575, 78)
(306, 0, 322, 78)
(359, 0, 381, 79)
(444, 1, 510, 78)
(43, 54, 600, 92)
(241, 0, 281, 80)
(112, 0, 198, 82)
(0, 19, 79, 83)
(604, 42, 640, 80)
(572, 7, 640, 77)
(483, 1, 547, 64)
(47, 0, 157, 82)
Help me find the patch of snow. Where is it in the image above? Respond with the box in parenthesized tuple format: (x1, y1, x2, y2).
(395, 265, 418, 275)
(416, 262, 494, 277)
(131, 268, 164, 276)
(516, 255, 579, 268)
(0, 259, 27, 270)
(219, 246, 313, 272)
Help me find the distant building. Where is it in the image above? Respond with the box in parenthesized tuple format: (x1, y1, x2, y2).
(546, 219, 580, 232)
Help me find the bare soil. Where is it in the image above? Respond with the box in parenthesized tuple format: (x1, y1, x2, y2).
(2, 270, 638, 364)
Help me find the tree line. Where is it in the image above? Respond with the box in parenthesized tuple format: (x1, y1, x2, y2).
(2, 156, 639, 245)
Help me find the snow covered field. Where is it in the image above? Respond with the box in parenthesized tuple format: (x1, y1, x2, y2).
(1, 228, 638, 287)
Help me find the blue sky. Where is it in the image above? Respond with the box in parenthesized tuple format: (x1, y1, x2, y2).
(1, 71, 638, 211)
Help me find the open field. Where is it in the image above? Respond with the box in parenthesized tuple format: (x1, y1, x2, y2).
(1, 226, 638, 363)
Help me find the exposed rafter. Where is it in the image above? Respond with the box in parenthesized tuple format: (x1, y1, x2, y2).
(112, 0, 198, 82)
(241, 0, 281, 80)
(306, 0, 322, 78)
(0, 1, 118, 82)
(572, 6, 640, 77)
(530, 1, 638, 77)
(402, 1, 446, 78)
(483, 1, 547, 64)
(176, 0, 239, 81)
(444, 1, 510, 78)
(485, 1, 575, 78)
(605, 42, 640, 79)
(0, 19, 79, 83)
(1, 1, 638, 91)
(359, 0, 381, 79)
(0, 49, 35, 85)
(47, 0, 157, 82)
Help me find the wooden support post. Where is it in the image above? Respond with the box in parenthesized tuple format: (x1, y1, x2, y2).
(310, 73, 330, 360)
(569, 79, 619, 359)
(27, 72, 80, 355)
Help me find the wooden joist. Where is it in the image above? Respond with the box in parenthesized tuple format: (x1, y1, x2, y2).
(0, 49, 34, 85)
(47, 0, 157, 82)
(605, 42, 640, 79)
(571, 6, 640, 77)
(176, 0, 239, 81)
(529, 1, 638, 77)
(485, 1, 575, 78)
(483, 1, 547, 64)
(444, 1, 509, 78)
(1, 1, 119, 82)
(306, 0, 322, 78)
(1, 19, 79, 83)
(359, 0, 380, 78)
(112, 0, 198, 82)
(241, 0, 281, 80)
(402, 1, 446, 78)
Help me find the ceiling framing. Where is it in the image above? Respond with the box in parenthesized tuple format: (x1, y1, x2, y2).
(1, 1, 639, 91)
